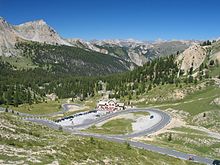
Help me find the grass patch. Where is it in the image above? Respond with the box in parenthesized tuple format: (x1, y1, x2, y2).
(87, 118, 133, 135)
(7, 101, 62, 115)
(85, 101, 96, 109)
(134, 83, 196, 107)
(209, 66, 220, 77)
(173, 98, 219, 115)
(144, 86, 220, 115)
(132, 111, 150, 116)
(142, 131, 220, 159)
(172, 127, 207, 135)
(1, 55, 37, 69)
(166, 86, 220, 115)
(178, 85, 219, 101)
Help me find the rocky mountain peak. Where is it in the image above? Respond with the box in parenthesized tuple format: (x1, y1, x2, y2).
(0, 16, 5, 22)
(14, 18, 71, 46)
(0, 17, 11, 29)
(34, 19, 47, 25)
(17, 19, 48, 28)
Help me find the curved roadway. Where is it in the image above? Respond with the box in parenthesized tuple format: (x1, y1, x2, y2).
(25, 106, 214, 164)
(66, 108, 171, 138)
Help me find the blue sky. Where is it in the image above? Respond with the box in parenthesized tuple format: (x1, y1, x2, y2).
(0, 0, 220, 41)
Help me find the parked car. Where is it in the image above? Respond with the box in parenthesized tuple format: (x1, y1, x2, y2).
(213, 160, 220, 165)
(150, 115, 154, 119)
(89, 110, 97, 113)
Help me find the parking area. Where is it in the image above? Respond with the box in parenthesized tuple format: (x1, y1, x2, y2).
(56, 110, 107, 126)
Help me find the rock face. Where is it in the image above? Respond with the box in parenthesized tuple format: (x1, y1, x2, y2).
(0, 17, 71, 56)
(0, 17, 21, 56)
(209, 40, 220, 64)
(15, 19, 71, 46)
(211, 97, 220, 106)
(88, 40, 194, 66)
(178, 44, 207, 72)
(93, 39, 150, 66)
(211, 50, 220, 63)
(67, 39, 108, 54)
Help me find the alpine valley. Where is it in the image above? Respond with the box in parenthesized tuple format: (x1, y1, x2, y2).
(1, 16, 220, 165)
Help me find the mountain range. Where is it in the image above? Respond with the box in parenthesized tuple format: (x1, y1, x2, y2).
(0, 17, 219, 75)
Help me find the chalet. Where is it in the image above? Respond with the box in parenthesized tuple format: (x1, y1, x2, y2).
(97, 99, 125, 111)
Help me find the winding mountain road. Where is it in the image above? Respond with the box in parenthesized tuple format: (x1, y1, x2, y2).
(25, 106, 214, 164)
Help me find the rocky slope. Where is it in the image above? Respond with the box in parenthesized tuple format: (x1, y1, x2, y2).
(0, 17, 22, 56)
(90, 39, 197, 66)
(176, 39, 220, 73)
(67, 39, 196, 66)
(0, 17, 71, 57)
(67, 38, 108, 54)
(15, 19, 71, 46)
(212, 52, 220, 62)
(210, 40, 220, 62)
(177, 44, 207, 72)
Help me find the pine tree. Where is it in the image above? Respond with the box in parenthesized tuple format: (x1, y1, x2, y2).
(14, 91, 19, 107)
(148, 83, 152, 91)
(188, 76, 193, 83)
(168, 133, 172, 141)
(27, 90, 32, 105)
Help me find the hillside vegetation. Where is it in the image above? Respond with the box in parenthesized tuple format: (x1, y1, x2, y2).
(0, 113, 199, 165)
(1, 44, 219, 109)
(14, 41, 131, 75)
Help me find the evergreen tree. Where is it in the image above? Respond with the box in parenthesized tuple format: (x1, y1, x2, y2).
(168, 133, 172, 141)
(27, 90, 32, 105)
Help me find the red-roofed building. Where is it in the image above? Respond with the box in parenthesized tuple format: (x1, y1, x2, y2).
(97, 99, 125, 111)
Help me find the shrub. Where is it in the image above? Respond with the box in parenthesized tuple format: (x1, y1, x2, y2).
(125, 141, 131, 150)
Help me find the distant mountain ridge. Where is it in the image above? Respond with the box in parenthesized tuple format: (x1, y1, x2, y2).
(0, 17, 198, 64)
(1, 17, 219, 76)
(68, 38, 199, 66)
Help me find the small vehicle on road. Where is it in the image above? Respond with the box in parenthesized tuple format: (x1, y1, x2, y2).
(213, 159, 220, 165)
(188, 155, 194, 161)
(150, 115, 154, 119)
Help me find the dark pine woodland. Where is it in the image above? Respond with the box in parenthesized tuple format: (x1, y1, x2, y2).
(0, 43, 203, 107)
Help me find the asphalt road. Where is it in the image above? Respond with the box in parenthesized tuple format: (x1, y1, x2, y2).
(26, 107, 214, 164)
(66, 108, 171, 138)
(70, 131, 213, 165)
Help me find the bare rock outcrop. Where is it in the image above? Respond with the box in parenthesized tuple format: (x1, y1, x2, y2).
(211, 97, 220, 106)
(15, 19, 71, 46)
(0, 17, 21, 56)
(178, 44, 207, 72)
(0, 17, 71, 56)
